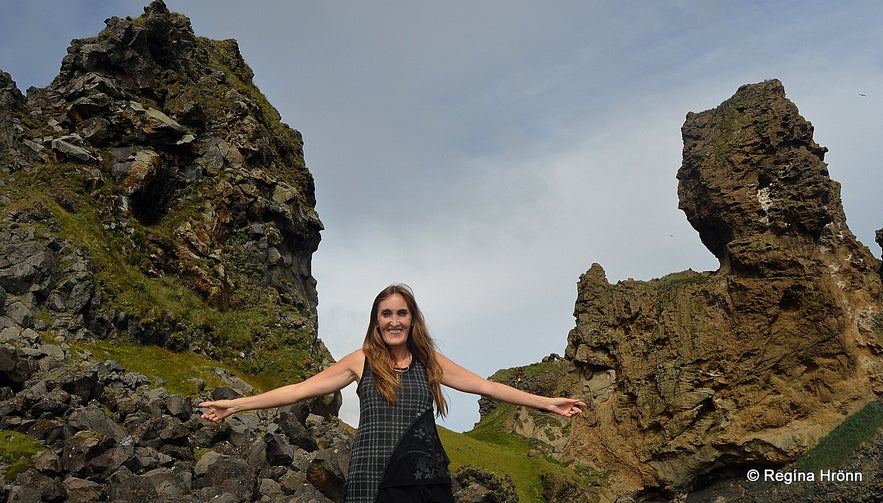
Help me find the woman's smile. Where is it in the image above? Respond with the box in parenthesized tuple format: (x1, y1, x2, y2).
(378, 293, 411, 347)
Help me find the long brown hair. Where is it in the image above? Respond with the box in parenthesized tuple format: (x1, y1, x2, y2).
(362, 284, 448, 417)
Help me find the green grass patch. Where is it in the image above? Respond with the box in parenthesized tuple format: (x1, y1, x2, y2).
(81, 340, 259, 397)
(652, 270, 712, 293)
(193, 447, 212, 461)
(0, 431, 44, 482)
(794, 401, 883, 472)
(872, 311, 883, 342)
(442, 424, 552, 502)
(4, 172, 317, 390)
(439, 403, 604, 502)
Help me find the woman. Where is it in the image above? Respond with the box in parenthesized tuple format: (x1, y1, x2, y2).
(200, 284, 585, 503)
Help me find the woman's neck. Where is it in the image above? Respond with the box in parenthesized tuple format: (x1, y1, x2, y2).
(388, 346, 411, 367)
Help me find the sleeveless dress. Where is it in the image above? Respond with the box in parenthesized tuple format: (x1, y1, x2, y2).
(345, 358, 452, 503)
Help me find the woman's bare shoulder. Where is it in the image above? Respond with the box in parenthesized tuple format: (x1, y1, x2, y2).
(344, 348, 365, 360)
(339, 349, 366, 380)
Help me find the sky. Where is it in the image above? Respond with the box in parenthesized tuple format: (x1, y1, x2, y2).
(2, 1, 881, 432)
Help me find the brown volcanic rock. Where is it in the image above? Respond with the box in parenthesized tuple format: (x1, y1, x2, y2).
(502, 81, 883, 500)
(677, 80, 833, 262)
(677, 79, 879, 286)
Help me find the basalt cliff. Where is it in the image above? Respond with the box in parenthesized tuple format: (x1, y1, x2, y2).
(488, 80, 883, 501)
(0, 1, 327, 368)
(0, 2, 343, 501)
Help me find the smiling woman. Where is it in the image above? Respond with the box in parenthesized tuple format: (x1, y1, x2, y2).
(199, 283, 586, 503)
(362, 285, 447, 415)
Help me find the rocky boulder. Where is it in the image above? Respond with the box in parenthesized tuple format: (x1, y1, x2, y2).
(453, 465, 519, 502)
(0, 330, 355, 502)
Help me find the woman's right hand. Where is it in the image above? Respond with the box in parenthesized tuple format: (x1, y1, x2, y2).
(199, 400, 236, 422)
(196, 349, 365, 423)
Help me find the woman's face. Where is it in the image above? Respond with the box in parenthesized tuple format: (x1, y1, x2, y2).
(377, 293, 411, 348)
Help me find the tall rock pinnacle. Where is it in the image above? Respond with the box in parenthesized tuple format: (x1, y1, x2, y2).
(510, 80, 883, 500)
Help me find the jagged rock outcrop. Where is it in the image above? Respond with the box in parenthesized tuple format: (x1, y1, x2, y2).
(38, 0, 321, 314)
(0, 0, 342, 499)
(1, 0, 328, 374)
(485, 80, 883, 501)
(0, 70, 26, 161)
(452, 466, 519, 502)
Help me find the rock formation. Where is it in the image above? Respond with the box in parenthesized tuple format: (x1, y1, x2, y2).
(0, 0, 339, 499)
(489, 80, 883, 501)
(1, 0, 328, 374)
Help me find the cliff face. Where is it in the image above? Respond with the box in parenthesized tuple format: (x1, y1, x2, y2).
(495, 80, 883, 500)
(0, 2, 348, 500)
(1, 1, 327, 377)
(56, 0, 320, 313)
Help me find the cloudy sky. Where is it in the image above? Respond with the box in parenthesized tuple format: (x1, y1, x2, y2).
(2, 1, 881, 431)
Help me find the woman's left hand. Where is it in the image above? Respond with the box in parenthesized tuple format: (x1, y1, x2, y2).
(548, 398, 587, 417)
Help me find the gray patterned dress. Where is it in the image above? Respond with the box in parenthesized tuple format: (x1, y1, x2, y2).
(345, 359, 451, 503)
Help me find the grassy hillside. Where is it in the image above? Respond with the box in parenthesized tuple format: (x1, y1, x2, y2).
(450, 403, 607, 502)
(794, 400, 883, 472)
(2, 163, 321, 388)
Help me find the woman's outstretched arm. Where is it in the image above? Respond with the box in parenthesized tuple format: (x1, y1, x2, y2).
(437, 354, 586, 417)
(199, 349, 365, 422)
